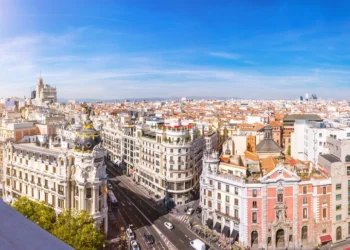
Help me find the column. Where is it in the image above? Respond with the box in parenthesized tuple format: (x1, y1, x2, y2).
(92, 185, 97, 214)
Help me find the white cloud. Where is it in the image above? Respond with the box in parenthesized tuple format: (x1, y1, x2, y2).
(209, 52, 241, 60)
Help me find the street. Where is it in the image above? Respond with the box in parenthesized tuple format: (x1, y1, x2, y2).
(106, 161, 200, 250)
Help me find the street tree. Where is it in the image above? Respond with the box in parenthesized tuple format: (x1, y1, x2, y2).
(51, 210, 105, 250)
(12, 196, 56, 232)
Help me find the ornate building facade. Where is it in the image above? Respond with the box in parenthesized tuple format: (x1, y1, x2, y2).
(3, 118, 108, 234)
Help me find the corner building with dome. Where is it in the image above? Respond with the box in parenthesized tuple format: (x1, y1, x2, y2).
(2, 116, 109, 235)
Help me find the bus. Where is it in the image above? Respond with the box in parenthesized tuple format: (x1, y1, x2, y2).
(108, 190, 118, 208)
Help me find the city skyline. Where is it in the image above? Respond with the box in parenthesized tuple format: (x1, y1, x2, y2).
(1, 0, 350, 99)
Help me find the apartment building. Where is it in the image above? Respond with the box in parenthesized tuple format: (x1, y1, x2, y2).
(3, 119, 108, 234)
(291, 120, 350, 162)
(134, 121, 205, 205)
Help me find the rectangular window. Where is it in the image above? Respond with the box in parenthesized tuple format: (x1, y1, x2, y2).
(45, 165, 48, 171)
(225, 206, 229, 215)
(45, 179, 48, 187)
(208, 200, 212, 208)
(208, 191, 212, 197)
(210, 180, 213, 185)
(348, 222, 350, 235)
(336, 204, 342, 211)
(218, 183, 221, 190)
(225, 196, 229, 203)
(58, 185, 64, 195)
(303, 186, 307, 194)
(234, 198, 238, 206)
(226, 185, 229, 192)
(336, 214, 342, 221)
(45, 193, 48, 203)
(217, 193, 221, 200)
(323, 208, 327, 218)
(52, 195, 55, 207)
(303, 208, 307, 219)
(217, 203, 221, 211)
(252, 212, 257, 223)
(303, 197, 307, 204)
(336, 194, 342, 200)
(58, 199, 64, 209)
(336, 184, 341, 190)
(38, 190, 41, 200)
(6, 178, 10, 186)
(323, 187, 327, 194)
(86, 188, 92, 199)
(234, 209, 238, 218)
(252, 189, 257, 197)
(203, 189, 206, 195)
(235, 187, 239, 195)
(253, 201, 257, 208)
(322, 197, 327, 204)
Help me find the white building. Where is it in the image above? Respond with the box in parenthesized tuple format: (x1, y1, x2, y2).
(3, 119, 109, 234)
(291, 120, 350, 162)
(35, 77, 57, 106)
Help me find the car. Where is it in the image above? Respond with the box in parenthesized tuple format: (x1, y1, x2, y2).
(107, 183, 113, 190)
(126, 228, 135, 240)
(144, 232, 154, 244)
(187, 208, 194, 215)
(130, 240, 140, 250)
(196, 207, 202, 214)
(164, 222, 174, 230)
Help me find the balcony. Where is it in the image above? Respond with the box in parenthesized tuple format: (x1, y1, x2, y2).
(51, 187, 56, 192)
(58, 190, 64, 195)
(44, 185, 49, 189)
(37, 183, 42, 187)
(215, 209, 240, 223)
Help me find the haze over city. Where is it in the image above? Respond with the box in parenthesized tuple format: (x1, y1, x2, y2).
(1, 0, 350, 99)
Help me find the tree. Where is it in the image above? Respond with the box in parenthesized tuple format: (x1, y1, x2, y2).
(12, 197, 56, 232)
(51, 210, 105, 250)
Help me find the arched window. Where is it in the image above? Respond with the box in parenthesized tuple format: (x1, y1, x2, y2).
(336, 226, 342, 241)
(345, 155, 350, 163)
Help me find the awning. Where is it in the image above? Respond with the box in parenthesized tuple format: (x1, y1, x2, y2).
(320, 235, 332, 243)
(213, 222, 221, 232)
(222, 226, 230, 237)
(206, 219, 213, 229)
(230, 229, 239, 239)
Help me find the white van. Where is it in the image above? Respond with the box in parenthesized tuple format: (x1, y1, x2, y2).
(190, 239, 206, 250)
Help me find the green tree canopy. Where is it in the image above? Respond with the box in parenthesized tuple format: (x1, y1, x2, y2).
(52, 210, 105, 250)
(12, 197, 56, 232)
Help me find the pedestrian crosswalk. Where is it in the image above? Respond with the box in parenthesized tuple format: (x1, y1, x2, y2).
(174, 214, 190, 223)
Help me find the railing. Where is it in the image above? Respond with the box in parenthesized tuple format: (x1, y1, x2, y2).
(58, 190, 64, 195)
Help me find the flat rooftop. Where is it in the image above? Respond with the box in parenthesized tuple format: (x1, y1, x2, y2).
(0, 199, 73, 250)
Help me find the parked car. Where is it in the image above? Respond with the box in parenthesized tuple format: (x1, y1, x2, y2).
(130, 240, 140, 250)
(126, 228, 135, 240)
(144, 232, 154, 244)
(186, 208, 194, 215)
(164, 222, 174, 230)
(196, 207, 202, 214)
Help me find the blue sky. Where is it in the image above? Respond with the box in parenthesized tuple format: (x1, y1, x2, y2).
(0, 0, 349, 99)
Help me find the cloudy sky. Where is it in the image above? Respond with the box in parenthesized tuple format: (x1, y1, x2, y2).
(0, 0, 349, 100)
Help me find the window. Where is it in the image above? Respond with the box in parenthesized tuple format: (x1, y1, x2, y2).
(225, 206, 229, 215)
(303, 197, 307, 204)
(226, 185, 229, 192)
(6, 168, 10, 175)
(86, 188, 92, 199)
(348, 222, 350, 235)
(252, 189, 257, 197)
(252, 201, 257, 208)
(45, 165, 48, 171)
(210, 180, 213, 185)
(336, 184, 341, 190)
(25, 173, 28, 180)
(323, 187, 327, 194)
(218, 183, 221, 190)
(336, 215, 342, 221)
(322, 228, 327, 234)
(37, 177, 41, 184)
(234, 198, 238, 206)
(235, 187, 239, 195)
(208, 200, 212, 208)
(217, 193, 221, 200)
(303, 186, 307, 194)
(58, 185, 64, 195)
(6, 178, 10, 186)
(31, 188, 34, 197)
(52, 195, 55, 207)
(347, 133, 350, 137)
(336, 194, 342, 200)
(303, 208, 307, 219)
(319, 133, 322, 138)
(45, 193, 48, 203)
(208, 191, 212, 197)
(44, 179, 48, 187)
(336, 226, 342, 240)
(38, 190, 41, 200)
(252, 212, 257, 223)
(336, 204, 342, 211)
(58, 199, 64, 209)
(234, 209, 238, 218)
(203, 189, 206, 195)
(277, 193, 283, 202)
(323, 208, 327, 218)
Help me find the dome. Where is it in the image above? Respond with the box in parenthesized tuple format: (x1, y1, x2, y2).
(73, 120, 101, 153)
